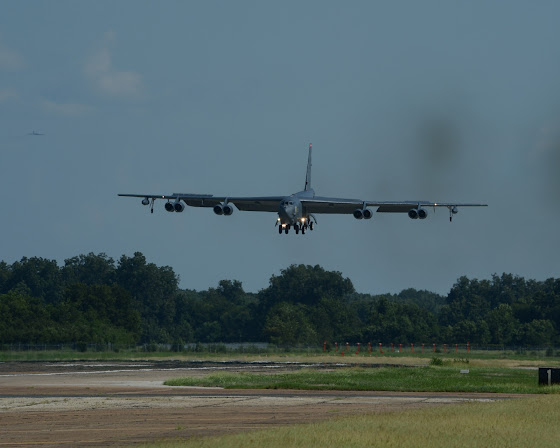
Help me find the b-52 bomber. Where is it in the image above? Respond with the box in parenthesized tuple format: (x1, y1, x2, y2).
(119, 144, 487, 235)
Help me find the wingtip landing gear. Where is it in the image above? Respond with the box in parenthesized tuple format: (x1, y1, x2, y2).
(142, 197, 155, 214)
(448, 206, 458, 222)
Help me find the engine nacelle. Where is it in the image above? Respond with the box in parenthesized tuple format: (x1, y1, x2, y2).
(174, 202, 185, 212)
(363, 208, 373, 219)
(408, 208, 428, 219)
(223, 203, 234, 216)
(141, 198, 150, 206)
(451, 206, 458, 215)
(164, 202, 175, 212)
(353, 209, 364, 219)
(214, 202, 233, 215)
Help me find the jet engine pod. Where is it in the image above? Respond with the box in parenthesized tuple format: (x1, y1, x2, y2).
(141, 198, 150, 206)
(417, 208, 428, 219)
(408, 208, 419, 219)
(222, 203, 234, 216)
(451, 206, 458, 215)
(174, 202, 185, 212)
(363, 208, 373, 219)
(164, 202, 175, 212)
(213, 204, 224, 215)
(353, 209, 364, 219)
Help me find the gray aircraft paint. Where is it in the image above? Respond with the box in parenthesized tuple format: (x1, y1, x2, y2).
(119, 144, 487, 234)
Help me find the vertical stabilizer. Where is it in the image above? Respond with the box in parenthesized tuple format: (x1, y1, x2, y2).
(304, 143, 312, 191)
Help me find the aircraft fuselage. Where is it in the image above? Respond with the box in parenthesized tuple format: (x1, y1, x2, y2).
(277, 189, 316, 233)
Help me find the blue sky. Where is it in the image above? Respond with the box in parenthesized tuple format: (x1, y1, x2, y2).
(1, 1, 559, 295)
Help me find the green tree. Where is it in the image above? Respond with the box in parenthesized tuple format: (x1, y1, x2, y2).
(6, 257, 64, 304)
(486, 304, 518, 345)
(0, 261, 10, 293)
(518, 319, 555, 346)
(115, 252, 178, 342)
(62, 253, 116, 286)
(0, 292, 53, 343)
(258, 264, 354, 325)
(263, 302, 317, 345)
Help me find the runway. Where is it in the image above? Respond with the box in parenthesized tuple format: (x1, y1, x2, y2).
(0, 361, 519, 447)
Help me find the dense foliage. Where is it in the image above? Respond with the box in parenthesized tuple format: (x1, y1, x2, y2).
(1, 253, 559, 346)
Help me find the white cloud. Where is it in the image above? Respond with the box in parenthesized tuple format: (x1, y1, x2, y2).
(41, 99, 93, 116)
(0, 88, 18, 102)
(0, 41, 24, 70)
(84, 32, 144, 98)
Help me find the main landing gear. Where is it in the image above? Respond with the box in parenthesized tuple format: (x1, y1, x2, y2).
(277, 218, 315, 235)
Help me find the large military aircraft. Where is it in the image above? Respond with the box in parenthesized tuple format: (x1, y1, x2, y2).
(119, 144, 487, 235)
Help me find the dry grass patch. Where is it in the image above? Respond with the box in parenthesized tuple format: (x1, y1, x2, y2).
(139, 395, 560, 448)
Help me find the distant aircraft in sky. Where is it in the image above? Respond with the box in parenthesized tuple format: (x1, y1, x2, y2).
(27, 131, 44, 136)
(119, 144, 487, 234)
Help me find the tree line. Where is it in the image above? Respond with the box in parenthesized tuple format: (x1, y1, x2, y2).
(0, 252, 559, 347)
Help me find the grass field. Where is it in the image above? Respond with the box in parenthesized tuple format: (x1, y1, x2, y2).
(1, 347, 559, 367)
(164, 365, 560, 394)
(2, 348, 559, 447)
(137, 395, 560, 448)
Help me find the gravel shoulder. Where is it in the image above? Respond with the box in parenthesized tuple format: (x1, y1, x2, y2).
(0, 361, 521, 447)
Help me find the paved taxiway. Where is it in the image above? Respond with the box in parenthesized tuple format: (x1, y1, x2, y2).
(0, 361, 519, 447)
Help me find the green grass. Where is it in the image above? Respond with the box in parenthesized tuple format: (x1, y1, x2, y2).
(0, 350, 185, 361)
(1, 348, 559, 367)
(137, 395, 560, 448)
(164, 366, 560, 394)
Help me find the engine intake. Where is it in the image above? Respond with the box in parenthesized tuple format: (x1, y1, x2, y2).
(223, 204, 234, 215)
(174, 202, 185, 212)
(165, 202, 175, 212)
(408, 208, 428, 219)
(353, 209, 364, 219)
(214, 202, 233, 216)
(363, 208, 373, 219)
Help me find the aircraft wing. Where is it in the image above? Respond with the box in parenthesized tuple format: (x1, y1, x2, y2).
(301, 196, 488, 214)
(118, 193, 284, 212)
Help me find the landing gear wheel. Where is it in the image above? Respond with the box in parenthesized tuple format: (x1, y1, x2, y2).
(279, 225, 283, 234)
(310, 222, 314, 231)
(301, 227, 305, 235)
(295, 226, 299, 234)
(285, 227, 289, 234)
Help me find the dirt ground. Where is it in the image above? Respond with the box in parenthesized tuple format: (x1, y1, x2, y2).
(0, 361, 519, 447)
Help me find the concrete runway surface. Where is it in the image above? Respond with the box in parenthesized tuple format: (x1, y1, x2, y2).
(0, 361, 519, 447)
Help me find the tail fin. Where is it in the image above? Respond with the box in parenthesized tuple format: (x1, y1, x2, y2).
(304, 143, 312, 191)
